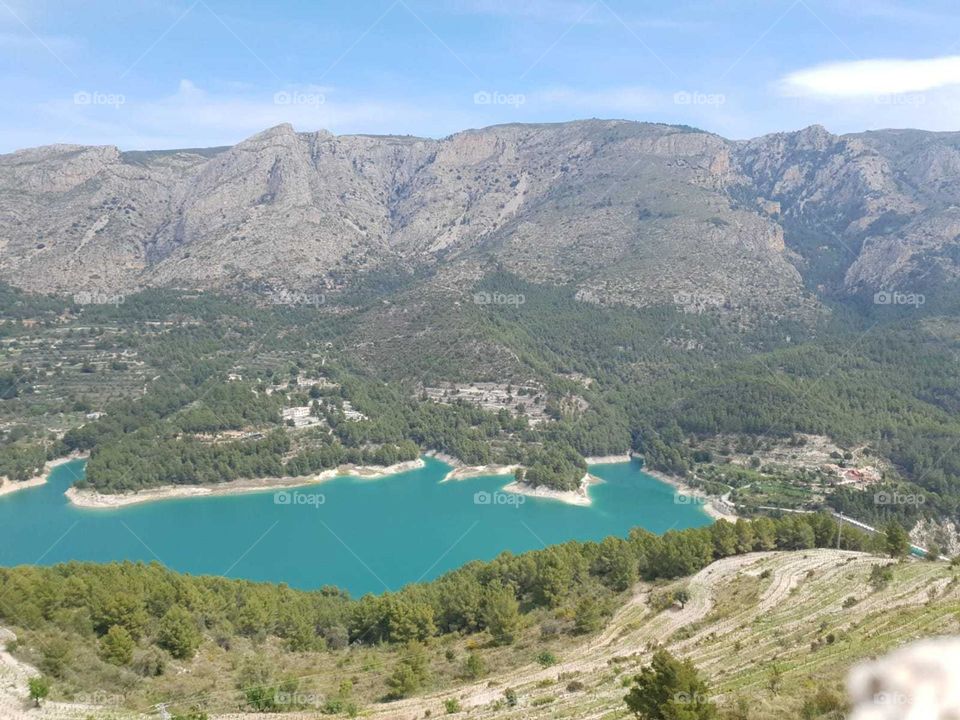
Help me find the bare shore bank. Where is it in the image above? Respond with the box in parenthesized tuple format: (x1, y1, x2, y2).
(642, 467, 737, 520)
(441, 463, 521, 482)
(436, 451, 634, 482)
(65, 458, 426, 509)
(501, 472, 600, 507)
(585, 453, 633, 464)
(428, 451, 602, 506)
(0, 454, 88, 499)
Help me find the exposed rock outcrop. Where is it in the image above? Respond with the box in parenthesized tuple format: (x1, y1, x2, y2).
(3, 120, 960, 316)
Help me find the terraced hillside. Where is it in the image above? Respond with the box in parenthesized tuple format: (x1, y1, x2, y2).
(357, 550, 958, 720)
(3, 549, 957, 720)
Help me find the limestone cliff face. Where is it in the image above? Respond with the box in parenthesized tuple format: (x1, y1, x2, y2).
(735, 126, 960, 299)
(2, 120, 958, 315)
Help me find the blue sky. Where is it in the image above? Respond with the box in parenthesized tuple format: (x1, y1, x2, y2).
(3, 0, 960, 151)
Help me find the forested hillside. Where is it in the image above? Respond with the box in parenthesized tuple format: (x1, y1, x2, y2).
(0, 512, 892, 717)
(3, 269, 960, 532)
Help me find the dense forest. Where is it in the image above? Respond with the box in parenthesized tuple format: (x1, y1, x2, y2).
(2, 273, 960, 523)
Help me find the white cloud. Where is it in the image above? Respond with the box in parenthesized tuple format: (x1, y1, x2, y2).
(780, 56, 960, 97)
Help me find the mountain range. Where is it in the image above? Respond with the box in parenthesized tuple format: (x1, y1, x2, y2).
(3, 119, 960, 317)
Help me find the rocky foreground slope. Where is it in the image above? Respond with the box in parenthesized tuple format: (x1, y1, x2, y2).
(3, 121, 960, 317)
(2, 550, 957, 719)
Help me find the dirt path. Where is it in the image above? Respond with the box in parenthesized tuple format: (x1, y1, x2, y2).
(0, 628, 135, 720)
(5, 549, 941, 720)
(303, 552, 787, 720)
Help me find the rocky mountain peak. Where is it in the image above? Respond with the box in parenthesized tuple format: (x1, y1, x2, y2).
(0, 120, 958, 314)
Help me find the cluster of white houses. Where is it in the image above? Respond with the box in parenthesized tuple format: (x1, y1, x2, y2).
(281, 400, 367, 428)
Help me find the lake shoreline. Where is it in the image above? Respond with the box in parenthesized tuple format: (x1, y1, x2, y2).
(585, 453, 633, 464)
(440, 463, 521, 482)
(501, 472, 600, 507)
(65, 458, 426, 509)
(0, 454, 714, 596)
(434, 453, 602, 506)
(432, 451, 629, 505)
(642, 468, 737, 520)
(0, 453, 88, 499)
(59, 452, 721, 520)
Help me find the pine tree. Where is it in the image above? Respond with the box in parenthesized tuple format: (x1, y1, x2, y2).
(385, 642, 429, 699)
(482, 583, 520, 646)
(574, 596, 603, 634)
(883, 520, 910, 558)
(99, 625, 135, 666)
(157, 605, 201, 659)
(624, 649, 717, 719)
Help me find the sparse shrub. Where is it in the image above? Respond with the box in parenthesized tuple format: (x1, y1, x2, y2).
(444, 697, 461, 713)
(726, 696, 751, 720)
(767, 664, 783, 695)
(40, 637, 71, 677)
(463, 652, 486, 679)
(540, 617, 564, 638)
(171, 710, 208, 720)
(800, 684, 847, 718)
(28, 676, 50, 707)
(323, 625, 349, 650)
(536, 650, 557, 667)
(132, 646, 167, 677)
(869, 564, 893, 591)
(650, 589, 677, 612)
